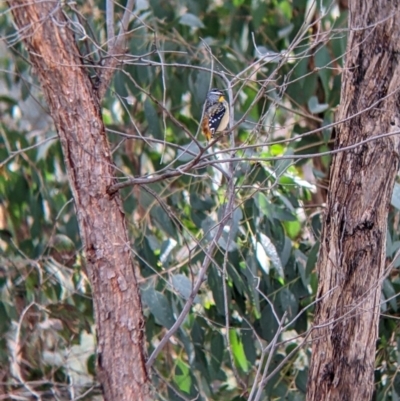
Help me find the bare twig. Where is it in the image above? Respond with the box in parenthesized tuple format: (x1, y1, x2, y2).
(252, 312, 287, 401)
(11, 302, 42, 401)
(97, 0, 136, 98)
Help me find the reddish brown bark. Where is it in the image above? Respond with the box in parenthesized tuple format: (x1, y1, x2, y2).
(8, 1, 149, 400)
(307, 2, 400, 400)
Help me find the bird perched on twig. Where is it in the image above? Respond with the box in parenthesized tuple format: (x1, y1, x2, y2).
(201, 88, 230, 141)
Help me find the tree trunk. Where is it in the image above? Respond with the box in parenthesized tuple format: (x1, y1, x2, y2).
(307, 2, 400, 400)
(8, 1, 149, 400)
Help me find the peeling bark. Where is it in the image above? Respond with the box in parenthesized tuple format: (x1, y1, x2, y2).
(307, 2, 400, 400)
(8, 1, 149, 400)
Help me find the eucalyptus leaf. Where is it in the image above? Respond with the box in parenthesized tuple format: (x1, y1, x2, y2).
(229, 330, 249, 372)
(315, 45, 331, 99)
(308, 96, 329, 114)
(391, 182, 400, 210)
(141, 286, 175, 329)
(144, 98, 162, 139)
(177, 142, 200, 162)
(278, 24, 294, 38)
(254, 47, 282, 63)
(171, 274, 200, 303)
(259, 233, 284, 277)
(179, 13, 205, 28)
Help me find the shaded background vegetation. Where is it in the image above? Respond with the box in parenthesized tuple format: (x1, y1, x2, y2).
(1, 0, 400, 399)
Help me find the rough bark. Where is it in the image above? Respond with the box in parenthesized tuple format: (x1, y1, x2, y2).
(8, 1, 149, 400)
(307, 2, 400, 401)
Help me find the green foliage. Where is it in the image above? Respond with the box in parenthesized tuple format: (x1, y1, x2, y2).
(1, 0, 398, 400)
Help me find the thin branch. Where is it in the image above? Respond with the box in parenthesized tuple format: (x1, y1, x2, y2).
(106, 0, 115, 48)
(252, 312, 287, 401)
(11, 302, 42, 401)
(97, 0, 136, 98)
(107, 138, 213, 194)
(107, 127, 400, 193)
(0, 135, 57, 168)
(146, 172, 238, 368)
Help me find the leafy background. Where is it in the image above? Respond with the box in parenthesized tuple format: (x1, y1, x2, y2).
(1, 0, 400, 399)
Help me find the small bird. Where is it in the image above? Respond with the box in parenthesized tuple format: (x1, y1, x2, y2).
(201, 88, 230, 141)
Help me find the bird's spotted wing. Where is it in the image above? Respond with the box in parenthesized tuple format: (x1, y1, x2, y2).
(207, 103, 227, 137)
